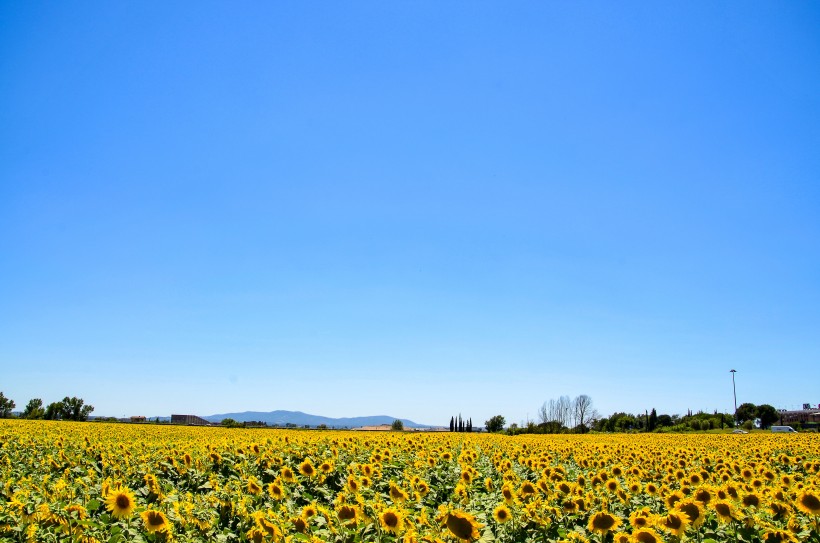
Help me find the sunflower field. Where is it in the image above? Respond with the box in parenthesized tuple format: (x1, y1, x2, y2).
(1, 420, 819, 543)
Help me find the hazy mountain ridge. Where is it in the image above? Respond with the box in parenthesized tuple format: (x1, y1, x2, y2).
(203, 410, 431, 428)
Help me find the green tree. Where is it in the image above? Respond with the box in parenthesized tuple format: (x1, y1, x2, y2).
(22, 398, 45, 419)
(44, 401, 62, 420)
(648, 408, 658, 431)
(485, 415, 505, 433)
(657, 414, 673, 427)
(736, 403, 757, 425)
(391, 419, 404, 431)
(61, 397, 94, 421)
(0, 392, 15, 418)
(42, 397, 94, 421)
(756, 404, 779, 429)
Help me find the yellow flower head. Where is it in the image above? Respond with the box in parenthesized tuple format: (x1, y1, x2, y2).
(299, 459, 316, 478)
(588, 511, 621, 534)
(445, 510, 483, 542)
(656, 512, 689, 536)
(141, 509, 170, 533)
(493, 504, 511, 524)
(631, 527, 663, 543)
(105, 488, 136, 519)
(379, 508, 405, 534)
(795, 490, 820, 516)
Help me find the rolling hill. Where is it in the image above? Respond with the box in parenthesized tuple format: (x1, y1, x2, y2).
(202, 410, 432, 428)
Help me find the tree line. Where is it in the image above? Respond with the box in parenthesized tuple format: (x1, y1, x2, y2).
(0, 392, 94, 422)
(449, 414, 473, 432)
(490, 396, 790, 435)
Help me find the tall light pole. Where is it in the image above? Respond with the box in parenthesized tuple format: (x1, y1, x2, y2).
(730, 369, 737, 427)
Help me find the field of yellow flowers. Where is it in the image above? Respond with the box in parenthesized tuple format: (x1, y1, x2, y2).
(1, 420, 818, 543)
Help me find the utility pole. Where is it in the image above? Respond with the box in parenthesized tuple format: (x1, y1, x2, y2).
(730, 369, 738, 427)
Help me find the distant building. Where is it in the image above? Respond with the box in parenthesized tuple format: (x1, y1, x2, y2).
(778, 407, 820, 429)
(171, 414, 211, 426)
(130, 416, 146, 423)
(354, 424, 392, 431)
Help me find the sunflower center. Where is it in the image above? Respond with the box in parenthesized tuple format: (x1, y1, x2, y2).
(446, 514, 475, 541)
(634, 530, 658, 543)
(383, 512, 399, 528)
(115, 495, 131, 509)
(592, 514, 617, 530)
(800, 494, 820, 511)
(338, 506, 356, 521)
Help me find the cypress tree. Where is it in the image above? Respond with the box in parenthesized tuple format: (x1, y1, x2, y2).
(649, 408, 658, 431)
(449, 416, 454, 432)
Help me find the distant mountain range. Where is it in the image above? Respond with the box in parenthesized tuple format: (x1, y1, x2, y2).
(201, 410, 432, 428)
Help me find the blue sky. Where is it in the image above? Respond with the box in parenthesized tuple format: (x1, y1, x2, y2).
(2, 3, 819, 426)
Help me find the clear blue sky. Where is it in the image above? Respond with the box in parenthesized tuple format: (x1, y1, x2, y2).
(2, 3, 819, 426)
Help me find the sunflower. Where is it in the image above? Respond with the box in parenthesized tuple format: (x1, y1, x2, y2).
(675, 499, 705, 528)
(380, 508, 405, 534)
(105, 488, 136, 519)
(763, 528, 798, 543)
(501, 483, 516, 504)
(347, 477, 360, 493)
(292, 516, 307, 533)
(588, 511, 621, 534)
(247, 527, 265, 543)
(246, 478, 263, 496)
(606, 479, 620, 492)
(613, 532, 631, 543)
(301, 504, 318, 519)
(693, 487, 713, 505)
(281, 467, 296, 483)
(493, 504, 511, 524)
(299, 460, 316, 478)
(337, 505, 358, 525)
(519, 481, 537, 499)
(267, 481, 285, 500)
(256, 516, 281, 539)
(770, 502, 791, 519)
(665, 490, 684, 510)
(65, 504, 88, 520)
(656, 512, 689, 536)
(711, 500, 739, 523)
(632, 528, 662, 543)
(417, 481, 430, 497)
(741, 492, 762, 509)
(445, 510, 482, 542)
(141, 509, 170, 533)
(557, 482, 572, 494)
(645, 482, 659, 495)
(795, 490, 820, 516)
(390, 482, 409, 503)
(629, 508, 652, 529)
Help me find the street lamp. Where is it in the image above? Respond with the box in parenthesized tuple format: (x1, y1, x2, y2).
(730, 369, 737, 427)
